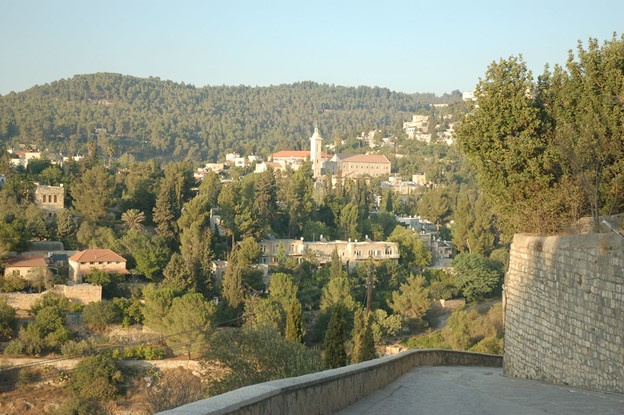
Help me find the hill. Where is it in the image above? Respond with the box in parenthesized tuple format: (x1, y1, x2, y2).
(0, 73, 461, 162)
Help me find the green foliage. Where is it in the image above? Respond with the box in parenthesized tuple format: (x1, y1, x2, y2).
(121, 228, 170, 280)
(60, 339, 95, 357)
(323, 305, 347, 369)
(388, 225, 432, 271)
(163, 293, 216, 359)
(351, 309, 376, 364)
(0, 299, 16, 341)
(110, 344, 168, 360)
(451, 253, 502, 302)
(0, 274, 28, 293)
(6, 294, 73, 355)
(243, 295, 284, 333)
(388, 275, 431, 323)
(142, 285, 180, 335)
(112, 297, 144, 327)
(206, 327, 323, 395)
(83, 300, 121, 331)
(71, 165, 116, 224)
(285, 299, 304, 343)
(0, 75, 438, 164)
(70, 353, 124, 401)
(405, 303, 504, 354)
(456, 36, 624, 236)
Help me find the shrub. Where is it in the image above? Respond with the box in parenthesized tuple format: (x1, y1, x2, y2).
(61, 339, 95, 357)
(83, 300, 121, 331)
(70, 353, 124, 401)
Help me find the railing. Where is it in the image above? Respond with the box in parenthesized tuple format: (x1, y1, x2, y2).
(158, 349, 502, 415)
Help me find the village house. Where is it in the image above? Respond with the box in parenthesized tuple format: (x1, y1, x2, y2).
(68, 249, 128, 283)
(3, 256, 49, 280)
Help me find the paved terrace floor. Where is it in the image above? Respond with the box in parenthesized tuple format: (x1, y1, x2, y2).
(335, 366, 624, 415)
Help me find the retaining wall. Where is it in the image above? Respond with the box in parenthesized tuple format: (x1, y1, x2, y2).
(504, 233, 624, 394)
(158, 350, 502, 415)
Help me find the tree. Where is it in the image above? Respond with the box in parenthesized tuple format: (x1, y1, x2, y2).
(285, 299, 304, 343)
(284, 162, 315, 237)
(121, 229, 170, 280)
(142, 285, 179, 336)
(206, 327, 323, 395)
(388, 275, 431, 322)
(221, 261, 244, 309)
(417, 187, 450, 229)
(0, 299, 16, 341)
(163, 293, 216, 359)
(451, 253, 502, 302)
(180, 223, 215, 293)
(162, 252, 196, 292)
(456, 55, 579, 238)
(70, 353, 123, 401)
(83, 300, 121, 331)
(351, 308, 376, 363)
(451, 187, 496, 255)
(243, 295, 284, 333)
(268, 273, 298, 308)
(121, 208, 146, 231)
(388, 225, 432, 271)
(253, 169, 278, 237)
(71, 165, 115, 224)
(548, 36, 624, 228)
(323, 305, 347, 369)
(55, 209, 77, 248)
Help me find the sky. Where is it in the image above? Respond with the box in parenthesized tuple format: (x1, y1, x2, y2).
(1, 0, 623, 96)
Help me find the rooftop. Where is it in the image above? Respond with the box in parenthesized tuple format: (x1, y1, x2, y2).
(68, 249, 126, 263)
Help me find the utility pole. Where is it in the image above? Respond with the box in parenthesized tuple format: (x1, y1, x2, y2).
(366, 260, 374, 312)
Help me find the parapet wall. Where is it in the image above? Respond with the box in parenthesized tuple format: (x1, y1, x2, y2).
(504, 233, 624, 394)
(158, 350, 502, 415)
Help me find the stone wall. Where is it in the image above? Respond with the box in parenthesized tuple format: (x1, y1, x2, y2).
(504, 233, 624, 394)
(158, 350, 502, 415)
(0, 284, 102, 311)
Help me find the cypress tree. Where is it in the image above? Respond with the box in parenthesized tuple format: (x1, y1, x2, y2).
(351, 309, 376, 364)
(285, 299, 304, 343)
(323, 305, 347, 369)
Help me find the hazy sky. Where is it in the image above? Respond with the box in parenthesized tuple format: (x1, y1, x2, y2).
(1, 0, 622, 96)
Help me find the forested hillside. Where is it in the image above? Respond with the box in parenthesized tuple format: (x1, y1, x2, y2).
(0, 73, 461, 161)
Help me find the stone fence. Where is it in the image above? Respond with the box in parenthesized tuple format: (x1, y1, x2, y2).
(158, 349, 502, 415)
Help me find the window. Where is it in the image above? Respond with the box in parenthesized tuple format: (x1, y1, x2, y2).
(260, 244, 266, 253)
(54, 195, 57, 203)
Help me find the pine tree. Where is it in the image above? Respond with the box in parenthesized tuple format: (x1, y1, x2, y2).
(285, 299, 303, 343)
(323, 305, 347, 369)
(221, 260, 244, 309)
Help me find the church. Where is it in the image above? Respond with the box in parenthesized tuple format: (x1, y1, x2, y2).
(269, 127, 391, 179)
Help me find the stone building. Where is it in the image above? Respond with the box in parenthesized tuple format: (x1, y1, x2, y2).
(34, 184, 65, 218)
(3, 256, 49, 280)
(68, 249, 128, 283)
(259, 237, 399, 270)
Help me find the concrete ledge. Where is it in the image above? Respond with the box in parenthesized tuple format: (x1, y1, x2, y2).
(158, 349, 502, 415)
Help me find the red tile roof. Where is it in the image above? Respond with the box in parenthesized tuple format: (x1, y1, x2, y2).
(5, 256, 47, 268)
(68, 249, 126, 263)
